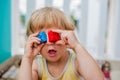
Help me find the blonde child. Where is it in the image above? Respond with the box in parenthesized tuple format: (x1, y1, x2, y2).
(18, 7, 104, 80)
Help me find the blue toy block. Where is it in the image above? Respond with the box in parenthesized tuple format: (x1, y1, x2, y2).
(37, 31, 47, 43)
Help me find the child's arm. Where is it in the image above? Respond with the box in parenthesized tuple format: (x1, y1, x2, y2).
(18, 32, 44, 80)
(32, 60, 39, 80)
(74, 44, 104, 80)
(52, 29, 104, 80)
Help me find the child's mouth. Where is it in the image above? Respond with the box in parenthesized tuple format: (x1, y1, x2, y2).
(48, 49, 57, 57)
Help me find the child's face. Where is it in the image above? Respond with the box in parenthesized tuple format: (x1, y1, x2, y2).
(39, 28, 67, 62)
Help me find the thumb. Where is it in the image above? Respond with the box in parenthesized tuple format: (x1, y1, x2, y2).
(34, 44, 45, 56)
(37, 44, 45, 53)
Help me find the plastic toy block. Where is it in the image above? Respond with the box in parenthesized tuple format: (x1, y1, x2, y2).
(37, 31, 47, 43)
(48, 31, 61, 42)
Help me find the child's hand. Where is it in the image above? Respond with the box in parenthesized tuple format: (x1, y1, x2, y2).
(24, 32, 44, 60)
(52, 29, 80, 49)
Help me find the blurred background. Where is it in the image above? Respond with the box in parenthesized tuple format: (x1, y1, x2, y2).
(0, 0, 120, 80)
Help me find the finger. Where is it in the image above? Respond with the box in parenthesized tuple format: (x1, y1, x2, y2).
(28, 39, 41, 47)
(63, 38, 68, 44)
(33, 43, 39, 48)
(34, 44, 45, 55)
(28, 37, 41, 42)
(29, 32, 39, 38)
(33, 48, 39, 56)
(55, 40, 65, 45)
(60, 33, 68, 42)
(38, 44, 44, 51)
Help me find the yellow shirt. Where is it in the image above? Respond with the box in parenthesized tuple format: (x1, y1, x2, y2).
(37, 53, 80, 80)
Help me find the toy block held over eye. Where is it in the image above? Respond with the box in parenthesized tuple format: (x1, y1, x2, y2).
(48, 31, 61, 42)
(37, 31, 47, 43)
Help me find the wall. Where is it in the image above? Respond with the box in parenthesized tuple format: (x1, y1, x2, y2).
(0, 0, 11, 63)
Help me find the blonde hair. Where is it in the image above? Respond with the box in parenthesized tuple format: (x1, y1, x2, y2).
(26, 7, 75, 37)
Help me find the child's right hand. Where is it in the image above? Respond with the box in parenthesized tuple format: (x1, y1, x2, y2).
(24, 32, 44, 60)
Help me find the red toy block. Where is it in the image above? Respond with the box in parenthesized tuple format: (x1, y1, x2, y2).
(48, 31, 61, 42)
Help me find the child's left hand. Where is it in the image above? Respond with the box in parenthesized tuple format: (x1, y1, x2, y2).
(52, 29, 80, 49)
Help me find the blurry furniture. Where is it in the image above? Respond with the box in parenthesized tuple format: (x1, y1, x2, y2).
(0, 55, 22, 80)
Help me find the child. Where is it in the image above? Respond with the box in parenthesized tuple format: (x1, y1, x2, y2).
(18, 7, 104, 80)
